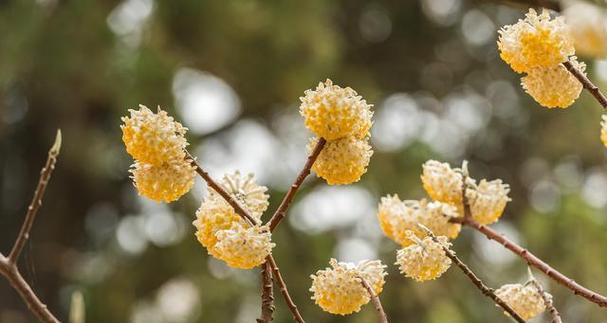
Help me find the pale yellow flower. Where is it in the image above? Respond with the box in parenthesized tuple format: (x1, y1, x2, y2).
(495, 283, 546, 320)
(193, 198, 245, 252)
(213, 224, 275, 269)
(300, 79, 373, 140)
(498, 9, 574, 73)
(121, 105, 188, 166)
(421, 160, 465, 207)
(564, 2, 607, 58)
(601, 115, 607, 148)
(208, 171, 269, 218)
(130, 159, 195, 203)
(311, 136, 373, 185)
(521, 57, 585, 108)
(466, 179, 511, 225)
(396, 232, 452, 282)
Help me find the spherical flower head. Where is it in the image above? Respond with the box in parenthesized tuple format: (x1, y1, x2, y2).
(466, 179, 511, 225)
(564, 2, 607, 58)
(130, 159, 196, 203)
(212, 224, 275, 269)
(378, 196, 461, 247)
(601, 115, 607, 148)
(498, 9, 574, 73)
(193, 198, 244, 251)
(396, 232, 452, 282)
(209, 171, 269, 218)
(310, 259, 373, 315)
(121, 105, 188, 166)
(421, 160, 464, 207)
(310, 136, 373, 185)
(300, 79, 373, 140)
(495, 283, 546, 320)
(356, 260, 388, 295)
(521, 57, 585, 108)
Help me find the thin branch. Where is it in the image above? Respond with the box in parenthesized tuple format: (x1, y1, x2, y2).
(459, 217, 607, 308)
(257, 261, 275, 323)
(359, 276, 388, 323)
(9, 130, 62, 264)
(528, 276, 562, 323)
(267, 255, 306, 323)
(419, 225, 526, 322)
(186, 150, 306, 322)
(268, 138, 326, 232)
(563, 59, 607, 111)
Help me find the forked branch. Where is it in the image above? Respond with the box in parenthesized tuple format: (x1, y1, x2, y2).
(359, 276, 388, 323)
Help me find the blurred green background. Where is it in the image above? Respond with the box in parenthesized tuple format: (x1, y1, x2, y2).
(1, 0, 607, 322)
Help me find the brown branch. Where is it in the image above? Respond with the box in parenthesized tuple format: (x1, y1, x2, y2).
(266, 255, 306, 323)
(186, 150, 306, 322)
(0, 130, 62, 323)
(9, 130, 62, 263)
(563, 59, 607, 111)
(359, 276, 388, 323)
(257, 262, 275, 323)
(529, 277, 562, 323)
(268, 138, 325, 232)
(419, 225, 525, 323)
(460, 217, 607, 308)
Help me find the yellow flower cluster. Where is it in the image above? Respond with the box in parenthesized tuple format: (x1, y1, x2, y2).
(301, 80, 374, 185)
(421, 160, 464, 207)
(564, 2, 607, 58)
(498, 9, 574, 73)
(121, 105, 195, 202)
(521, 57, 585, 108)
(193, 171, 273, 269)
(466, 179, 511, 225)
(495, 283, 546, 320)
(601, 115, 607, 148)
(310, 259, 386, 315)
(396, 232, 452, 282)
(377, 195, 461, 247)
(310, 136, 373, 185)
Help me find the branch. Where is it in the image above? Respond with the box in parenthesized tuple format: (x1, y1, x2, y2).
(0, 130, 62, 323)
(257, 261, 275, 323)
(528, 275, 562, 323)
(563, 59, 607, 111)
(9, 130, 62, 263)
(419, 226, 525, 323)
(266, 255, 306, 323)
(460, 217, 607, 308)
(186, 150, 306, 322)
(268, 138, 325, 232)
(359, 276, 388, 323)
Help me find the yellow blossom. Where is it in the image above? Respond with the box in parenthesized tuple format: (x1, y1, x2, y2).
(208, 171, 270, 218)
(311, 136, 373, 185)
(521, 57, 585, 108)
(498, 9, 574, 73)
(564, 2, 607, 58)
(121, 105, 188, 166)
(601, 115, 607, 148)
(495, 283, 546, 320)
(193, 198, 245, 252)
(130, 159, 195, 203)
(212, 224, 275, 269)
(300, 79, 373, 140)
(421, 160, 465, 207)
(466, 179, 511, 225)
(396, 232, 452, 282)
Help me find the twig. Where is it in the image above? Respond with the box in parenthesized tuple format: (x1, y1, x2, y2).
(257, 262, 275, 323)
(419, 225, 526, 323)
(359, 276, 388, 323)
(563, 59, 607, 111)
(186, 150, 306, 322)
(9, 130, 62, 263)
(459, 217, 607, 308)
(528, 273, 562, 323)
(0, 130, 62, 323)
(268, 138, 326, 232)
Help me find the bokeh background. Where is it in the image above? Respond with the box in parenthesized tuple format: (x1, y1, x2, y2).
(2, 0, 607, 322)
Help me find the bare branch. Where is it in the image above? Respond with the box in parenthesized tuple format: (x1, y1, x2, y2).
(268, 138, 326, 232)
(418, 225, 526, 323)
(563, 59, 607, 111)
(359, 276, 388, 323)
(9, 130, 61, 264)
(528, 271, 562, 323)
(267, 256, 306, 323)
(257, 262, 275, 323)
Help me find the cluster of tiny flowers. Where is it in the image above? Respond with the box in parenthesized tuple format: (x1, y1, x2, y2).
(193, 171, 273, 269)
(121, 105, 195, 202)
(421, 160, 464, 208)
(498, 9, 574, 73)
(601, 115, 607, 148)
(396, 232, 452, 282)
(300, 80, 374, 185)
(465, 179, 511, 225)
(310, 136, 373, 185)
(377, 195, 461, 247)
(564, 2, 607, 58)
(521, 56, 585, 108)
(310, 259, 386, 315)
(495, 283, 546, 320)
